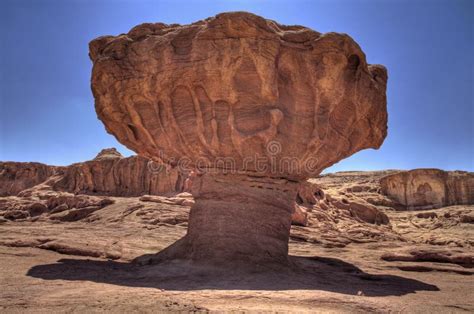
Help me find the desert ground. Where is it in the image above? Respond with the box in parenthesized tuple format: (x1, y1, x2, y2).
(1, 167, 472, 313)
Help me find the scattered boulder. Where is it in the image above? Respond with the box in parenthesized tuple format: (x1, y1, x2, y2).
(297, 181, 325, 206)
(460, 215, 474, 224)
(49, 205, 103, 222)
(0, 189, 115, 222)
(46, 193, 114, 210)
(292, 204, 309, 227)
(381, 248, 473, 268)
(416, 212, 438, 219)
(348, 201, 389, 225)
(139, 194, 192, 206)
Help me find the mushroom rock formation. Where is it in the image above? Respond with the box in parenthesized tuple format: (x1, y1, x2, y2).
(89, 12, 388, 264)
(380, 169, 474, 210)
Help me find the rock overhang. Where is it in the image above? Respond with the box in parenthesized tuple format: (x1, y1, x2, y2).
(90, 11, 388, 180)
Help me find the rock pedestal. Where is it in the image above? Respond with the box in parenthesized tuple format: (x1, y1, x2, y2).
(186, 173, 299, 263)
(90, 12, 388, 264)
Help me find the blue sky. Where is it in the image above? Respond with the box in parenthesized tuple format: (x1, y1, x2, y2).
(1, 0, 473, 173)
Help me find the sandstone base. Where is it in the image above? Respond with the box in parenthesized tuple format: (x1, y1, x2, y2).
(137, 173, 300, 265)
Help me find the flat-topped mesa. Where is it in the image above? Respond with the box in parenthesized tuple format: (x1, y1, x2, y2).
(90, 12, 388, 264)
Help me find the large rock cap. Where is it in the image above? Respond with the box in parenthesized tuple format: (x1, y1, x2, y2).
(90, 12, 388, 179)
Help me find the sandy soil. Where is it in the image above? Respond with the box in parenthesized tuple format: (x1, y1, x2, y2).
(0, 171, 473, 312)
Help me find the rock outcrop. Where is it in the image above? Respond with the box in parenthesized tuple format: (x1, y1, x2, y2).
(380, 169, 474, 210)
(54, 148, 184, 196)
(299, 179, 390, 226)
(0, 162, 60, 197)
(90, 12, 388, 264)
(0, 188, 115, 222)
(93, 147, 123, 160)
(0, 148, 185, 198)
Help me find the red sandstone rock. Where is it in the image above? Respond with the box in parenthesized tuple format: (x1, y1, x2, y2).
(90, 12, 387, 179)
(297, 181, 325, 206)
(0, 190, 114, 222)
(348, 200, 389, 225)
(380, 169, 474, 210)
(292, 204, 309, 226)
(90, 12, 388, 264)
(0, 148, 184, 198)
(0, 162, 59, 196)
(54, 148, 184, 196)
(92, 147, 123, 160)
(381, 248, 473, 268)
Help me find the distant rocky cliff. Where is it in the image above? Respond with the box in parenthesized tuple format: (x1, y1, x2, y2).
(0, 148, 185, 197)
(0, 162, 61, 197)
(380, 169, 474, 210)
(2, 154, 473, 214)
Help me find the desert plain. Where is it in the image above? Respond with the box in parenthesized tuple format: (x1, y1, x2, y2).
(0, 149, 472, 312)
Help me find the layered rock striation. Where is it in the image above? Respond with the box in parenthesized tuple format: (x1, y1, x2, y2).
(380, 169, 474, 210)
(0, 148, 184, 198)
(54, 148, 184, 196)
(0, 162, 60, 197)
(90, 12, 388, 264)
(90, 12, 388, 179)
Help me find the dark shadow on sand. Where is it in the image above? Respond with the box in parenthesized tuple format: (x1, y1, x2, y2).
(27, 254, 439, 296)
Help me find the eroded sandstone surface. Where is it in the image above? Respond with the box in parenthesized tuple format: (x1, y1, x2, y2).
(0, 170, 473, 312)
(90, 12, 387, 178)
(55, 148, 184, 196)
(0, 150, 314, 227)
(0, 162, 61, 197)
(0, 148, 184, 199)
(89, 11, 388, 263)
(380, 169, 474, 210)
